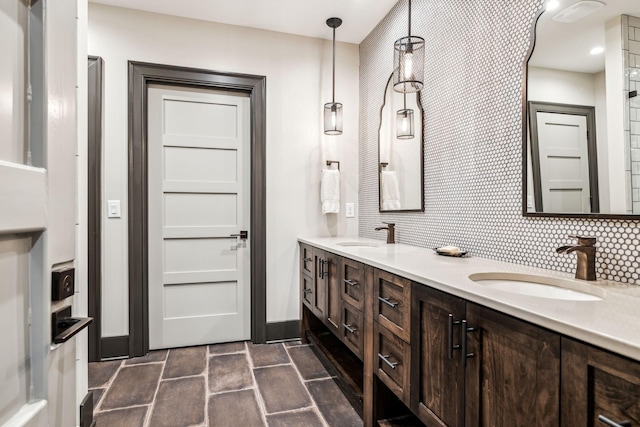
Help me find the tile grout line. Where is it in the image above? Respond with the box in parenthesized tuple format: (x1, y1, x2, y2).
(93, 359, 125, 413)
(283, 344, 331, 427)
(204, 345, 210, 426)
(245, 342, 269, 426)
(142, 348, 169, 427)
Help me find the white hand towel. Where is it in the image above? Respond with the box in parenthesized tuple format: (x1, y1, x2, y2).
(321, 169, 340, 214)
(381, 170, 401, 210)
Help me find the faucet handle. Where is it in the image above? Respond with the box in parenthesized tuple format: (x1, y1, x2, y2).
(382, 222, 395, 227)
(568, 235, 596, 246)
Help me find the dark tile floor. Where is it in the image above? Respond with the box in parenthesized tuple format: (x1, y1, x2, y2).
(89, 341, 363, 427)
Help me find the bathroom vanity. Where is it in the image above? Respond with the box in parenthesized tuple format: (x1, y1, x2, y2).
(299, 238, 640, 427)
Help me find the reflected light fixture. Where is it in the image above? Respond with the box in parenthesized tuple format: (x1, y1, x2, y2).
(393, 0, 424, 93)
(324, 17, 343, 135)
(396, 93, 414, 139)
(589, 46, 604, 55)
(546, 0, 560, 11)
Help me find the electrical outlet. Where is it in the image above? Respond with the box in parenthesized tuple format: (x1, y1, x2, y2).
(345, 203, 355, 218)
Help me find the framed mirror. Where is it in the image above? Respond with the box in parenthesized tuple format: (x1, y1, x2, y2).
(524, 0, 640, 217)
(378, 74, 424, 212)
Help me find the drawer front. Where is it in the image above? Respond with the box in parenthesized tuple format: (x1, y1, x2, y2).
(374, 269, 411, 342)
(300, 244, 314, 277)
(301, 274, 314, 309)
(341, 258, 365, 310)
(374, 322, 411, 404)
(341, 302, 364, 360)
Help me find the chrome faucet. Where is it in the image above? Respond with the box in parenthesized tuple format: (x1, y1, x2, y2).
(375, 222, 395, 244)
(556, 236, 597, 281)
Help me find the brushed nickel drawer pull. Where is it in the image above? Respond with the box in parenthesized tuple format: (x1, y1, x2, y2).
(343, 279, 359, 287)
(303, 257, 313, 262)
(378, 296, 399, 308)
(303, 289, 313, 294)
(598, 415, 632, 427)
(448, 313, 461, 360)
(343, 323, 358, 334)
(461, 320, 477, 367)
(377, 353, 399, 369)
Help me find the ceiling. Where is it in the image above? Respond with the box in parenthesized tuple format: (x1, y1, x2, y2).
(89, 0, 400, 44)
(530, 0, 640, 74)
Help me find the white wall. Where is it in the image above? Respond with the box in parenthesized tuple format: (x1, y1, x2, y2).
(88, 4, 360, 333)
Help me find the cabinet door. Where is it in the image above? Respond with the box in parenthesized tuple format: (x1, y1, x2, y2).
(325, 252, 341, 335)
(465, 303, 560, 426)
(341, 258, 365, 310)
(562, 338, 640, 426)
(411, 285, 466, 427)
(300, 244, 314, 277)
(312, 248, 327, 318)
(301, 273, 314, 310)
(373, 269, 411, 342)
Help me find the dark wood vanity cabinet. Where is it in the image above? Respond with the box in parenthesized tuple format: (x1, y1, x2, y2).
(411, 285, 466, 426)
(299, 243, 640, 427)
(464, 303, 560, 426)
(561, 338, 640, 427)
(411, 286, 561, 427)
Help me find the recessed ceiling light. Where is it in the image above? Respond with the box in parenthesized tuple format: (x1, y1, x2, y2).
(552, 0, 604, 23)
(589, 46, 604, 55)
(546, 0, 560, 11)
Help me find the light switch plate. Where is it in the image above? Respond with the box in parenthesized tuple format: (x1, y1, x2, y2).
(107, 200, 121, 218)
(346, 203, 355, 218)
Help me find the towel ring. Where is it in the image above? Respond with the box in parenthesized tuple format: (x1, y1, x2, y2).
(326, 160, 340, 170)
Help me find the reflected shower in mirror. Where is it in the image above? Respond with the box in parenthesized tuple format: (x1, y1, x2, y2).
(379, 74, 424, 212)
(525, 0, 640, 217)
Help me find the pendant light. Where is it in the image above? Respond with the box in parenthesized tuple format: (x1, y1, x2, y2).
(396, 92, 414, 139)
(393, 0, 424, 93)
(324, 17, 343, 135)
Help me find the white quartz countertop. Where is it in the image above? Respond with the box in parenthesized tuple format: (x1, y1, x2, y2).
(298, 237, 640, 362)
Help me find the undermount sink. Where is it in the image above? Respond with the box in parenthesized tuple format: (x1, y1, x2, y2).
(335, 241, 383, 248)
(468, 272, 603, 301)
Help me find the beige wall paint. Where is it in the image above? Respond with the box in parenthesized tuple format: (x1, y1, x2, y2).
(88, 4, 360, 333)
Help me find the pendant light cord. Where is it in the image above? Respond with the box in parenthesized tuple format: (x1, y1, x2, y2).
(408, 0, 412, 37)
(332, 26, 336, 103)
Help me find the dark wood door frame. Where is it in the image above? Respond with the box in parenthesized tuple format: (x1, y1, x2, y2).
(527, 101, 599, 213)
(128, 61, 267, 357)
(88, 56, 103, 362)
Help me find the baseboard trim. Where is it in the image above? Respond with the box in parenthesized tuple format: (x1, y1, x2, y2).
(101, 335, 129, 359)
(266, 320, 300, 342)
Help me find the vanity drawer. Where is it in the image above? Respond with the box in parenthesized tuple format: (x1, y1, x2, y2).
(341, 302, 364, 360)
(300, 244, 314, 277)
(341, 258, 365, 310)
(374, 269, 411, 342)
(301, 274, 314, 309)
(374, 321, 411, 405)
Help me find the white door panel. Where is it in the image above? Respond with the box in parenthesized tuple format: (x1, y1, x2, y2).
(148, 85, 250, 349)
(536, 112, 591, 213)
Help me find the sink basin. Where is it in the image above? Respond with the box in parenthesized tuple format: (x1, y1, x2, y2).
(335, 241, 383, 248)
(468, 272, 603, 301)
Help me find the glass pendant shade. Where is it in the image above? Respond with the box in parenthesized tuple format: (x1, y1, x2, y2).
(393, 35, 425, 93)
(396, 108, 414, 139)
(324, 102, 343, 135)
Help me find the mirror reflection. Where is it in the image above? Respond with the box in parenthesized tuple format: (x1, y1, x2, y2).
(379, 74, 424, 212)
(525, 0, 640, 216)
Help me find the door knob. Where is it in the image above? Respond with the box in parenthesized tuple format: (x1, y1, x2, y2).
(230, 230, 248, 240)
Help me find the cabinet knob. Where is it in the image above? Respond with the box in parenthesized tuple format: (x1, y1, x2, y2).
(598, 415, 632, 427)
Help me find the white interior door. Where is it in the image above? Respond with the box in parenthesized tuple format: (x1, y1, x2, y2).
(148, 85, 251, 350)
(536, 111, 591, 213)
